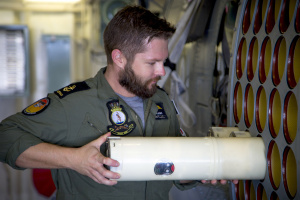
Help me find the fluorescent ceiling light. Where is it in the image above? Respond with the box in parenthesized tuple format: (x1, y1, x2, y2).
(24, 0, 81, 3)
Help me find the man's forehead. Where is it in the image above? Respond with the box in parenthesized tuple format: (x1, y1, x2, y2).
(139, 38, 169, 60)
(137, 51, 169, 61)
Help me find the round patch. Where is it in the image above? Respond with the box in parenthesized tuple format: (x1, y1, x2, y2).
(111, 111, 126, 125)
(22, 97, 50, 116)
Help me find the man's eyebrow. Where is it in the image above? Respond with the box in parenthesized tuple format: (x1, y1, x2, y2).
(145, 59, 161, 61)
(144, 57, 168, 62)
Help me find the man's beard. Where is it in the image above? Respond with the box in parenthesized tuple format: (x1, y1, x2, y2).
(119, 64, 161, 99)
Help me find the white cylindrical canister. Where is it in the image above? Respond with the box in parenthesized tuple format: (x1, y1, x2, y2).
(107, 137, 266, 181)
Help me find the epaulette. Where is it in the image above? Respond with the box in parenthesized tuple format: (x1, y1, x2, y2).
(54, 81, 90, 99)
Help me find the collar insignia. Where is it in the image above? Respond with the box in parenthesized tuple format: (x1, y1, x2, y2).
(155, 103, 168, 120)
(107, 100, 136, 136)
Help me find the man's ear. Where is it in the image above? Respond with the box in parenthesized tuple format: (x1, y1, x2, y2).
(111, 49, 127, 69)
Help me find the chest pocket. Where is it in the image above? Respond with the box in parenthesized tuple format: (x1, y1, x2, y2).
(73, 112, 107, 147)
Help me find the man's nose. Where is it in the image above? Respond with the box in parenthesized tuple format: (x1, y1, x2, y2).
(155, 62, 166, 77)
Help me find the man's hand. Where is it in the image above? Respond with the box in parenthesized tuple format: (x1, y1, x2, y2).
(16, 132, 121, 186)
(72, 132, 120, 185)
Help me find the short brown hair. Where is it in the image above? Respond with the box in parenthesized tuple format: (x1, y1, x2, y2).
(103, 5, 176, 64)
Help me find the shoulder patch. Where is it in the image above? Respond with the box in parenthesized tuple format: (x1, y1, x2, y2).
(54, 81, 90, 99)
(22, 97, 50, 116)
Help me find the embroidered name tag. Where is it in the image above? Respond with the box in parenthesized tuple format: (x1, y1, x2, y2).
(54, 82, 90, 99)
(106, 100, 136, 136)
(155, 103, 168, 120)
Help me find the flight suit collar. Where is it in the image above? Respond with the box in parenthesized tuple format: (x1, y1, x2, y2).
(96, 67, 119, 100)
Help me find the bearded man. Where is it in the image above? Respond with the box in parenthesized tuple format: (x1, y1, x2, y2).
(0, 5, 200, 200)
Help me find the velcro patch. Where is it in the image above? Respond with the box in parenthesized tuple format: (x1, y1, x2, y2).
(106, 100, 136, 136)
(22, 97, 50, 116)
(54, 82, 90, 99)
(155, 103, 168, 120)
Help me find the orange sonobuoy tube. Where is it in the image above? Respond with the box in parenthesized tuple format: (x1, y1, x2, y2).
(107, 137, 267, 181)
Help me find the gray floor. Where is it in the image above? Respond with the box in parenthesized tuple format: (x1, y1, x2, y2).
(169, 182, 233, 200)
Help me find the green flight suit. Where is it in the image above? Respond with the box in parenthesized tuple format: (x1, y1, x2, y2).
(0, 67, 193, 200)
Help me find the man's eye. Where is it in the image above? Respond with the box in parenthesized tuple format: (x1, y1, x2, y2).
(148, 62, 155, 65)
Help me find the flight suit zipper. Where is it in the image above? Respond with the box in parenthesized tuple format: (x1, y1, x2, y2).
(143, 99, 152, 137)
(129, 110, 144, 136)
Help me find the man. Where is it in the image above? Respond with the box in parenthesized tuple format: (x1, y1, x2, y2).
(0, 5, 198, 200)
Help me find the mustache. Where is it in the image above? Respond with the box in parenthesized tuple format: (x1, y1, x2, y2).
(145, 76, 161, 86)
(152, 76, 161, 82)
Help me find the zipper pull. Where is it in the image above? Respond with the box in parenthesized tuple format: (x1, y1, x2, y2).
(87, 121, 103, 134)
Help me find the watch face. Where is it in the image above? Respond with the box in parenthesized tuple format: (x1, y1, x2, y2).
(154, 162, 175, 175)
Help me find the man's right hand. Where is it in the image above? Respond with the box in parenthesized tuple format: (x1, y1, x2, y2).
(72, 132, 120, 185)
(16, 132, 120, 186)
